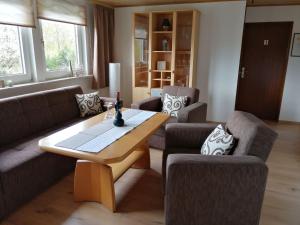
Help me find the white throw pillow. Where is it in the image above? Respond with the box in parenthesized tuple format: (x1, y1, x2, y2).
(162, 93, 187, 117)
(75, 92, 103, 117)
(201, 124, 235, 155)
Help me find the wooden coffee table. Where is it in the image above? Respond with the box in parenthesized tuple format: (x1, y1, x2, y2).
(39, 109, 169, 212)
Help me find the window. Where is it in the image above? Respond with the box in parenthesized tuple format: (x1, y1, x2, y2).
(40, 19, 86, 78)
(0, 24, 32, 83)
(0, 25, 23, 75)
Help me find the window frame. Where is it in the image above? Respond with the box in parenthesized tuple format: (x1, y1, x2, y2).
(38, 19, 87, 80)
(0, 26, 33, 84)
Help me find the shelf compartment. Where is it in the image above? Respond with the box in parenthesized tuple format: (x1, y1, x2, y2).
(152, 12, 174, 32)
(152, 51, 172, 53)
(162, 79, 171, 88)
(151, 79, 161, 88)
(152, 34, 172, 52)
(176, 50, 191, 54)
(152, 70, 171, 72)
(153, 31, 173, 34)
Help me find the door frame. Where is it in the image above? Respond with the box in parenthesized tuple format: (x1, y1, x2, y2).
(235, 21, 294, 121)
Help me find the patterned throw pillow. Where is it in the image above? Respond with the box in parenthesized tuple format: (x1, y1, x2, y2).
(75, 92, 103, 117)
(201, 124, 235, 155)
(162, 93, 188, 117)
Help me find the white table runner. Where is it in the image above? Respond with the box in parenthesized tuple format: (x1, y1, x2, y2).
(55, 109, 157, 153)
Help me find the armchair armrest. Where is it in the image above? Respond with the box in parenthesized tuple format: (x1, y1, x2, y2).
(131, 96, 162, 112)
(162, 123, 217, 187)
(177, 102, 207, 123)
(166, 154, 268, 225)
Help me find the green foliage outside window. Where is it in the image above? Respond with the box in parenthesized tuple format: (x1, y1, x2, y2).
(41, 20, 78, 71)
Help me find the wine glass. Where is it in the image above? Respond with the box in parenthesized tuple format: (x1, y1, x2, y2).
(104, 102, 115, 119)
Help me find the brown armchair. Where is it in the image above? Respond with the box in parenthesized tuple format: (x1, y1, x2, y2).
(131, 86, 207, 150)
(163, 111, 278, 225)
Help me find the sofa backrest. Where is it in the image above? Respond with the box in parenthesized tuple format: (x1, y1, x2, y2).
(0, 86, 82, 147)
(226, 111, 278, 162)
(162, 86, 199, 105)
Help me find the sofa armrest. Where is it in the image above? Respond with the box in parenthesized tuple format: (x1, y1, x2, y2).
(177, 102, 207, 123)
(165, 154, 268, 225)
(166, 123, 216, 149)
(131, 97, 162, 112)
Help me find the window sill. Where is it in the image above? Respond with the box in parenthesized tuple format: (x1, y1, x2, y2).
(1, 75, 92, 89)
(0, 75, 94, 99)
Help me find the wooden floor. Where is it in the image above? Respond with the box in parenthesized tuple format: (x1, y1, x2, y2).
(1, 123, 300, 225)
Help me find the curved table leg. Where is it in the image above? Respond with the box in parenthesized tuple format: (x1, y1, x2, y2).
(74, 160, 116, 211)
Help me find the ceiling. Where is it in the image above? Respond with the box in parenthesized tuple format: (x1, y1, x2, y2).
(92, 0, 300, 7)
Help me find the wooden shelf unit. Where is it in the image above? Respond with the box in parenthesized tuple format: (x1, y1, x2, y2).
(132, 10, 199, 101)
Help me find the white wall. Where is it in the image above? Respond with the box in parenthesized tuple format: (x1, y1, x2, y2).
(114, 1, 246, 122)
(246, 6, 300, 122)
(0, 75, 106, 99)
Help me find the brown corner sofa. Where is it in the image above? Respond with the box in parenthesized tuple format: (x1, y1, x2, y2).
(0, 86, 113, 220)
(163, 111, 278, 225)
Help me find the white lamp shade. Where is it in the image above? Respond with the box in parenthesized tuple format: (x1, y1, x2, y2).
(109, 63, 121, 98)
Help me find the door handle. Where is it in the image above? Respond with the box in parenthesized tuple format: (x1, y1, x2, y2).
(240, 67, 246, 79)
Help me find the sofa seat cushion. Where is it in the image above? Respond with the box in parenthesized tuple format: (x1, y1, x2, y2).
(0, 118, 85, 217)
(0, 118, 84, 173)
(0, 152, 76, 217)
(0, 144, 43, 173)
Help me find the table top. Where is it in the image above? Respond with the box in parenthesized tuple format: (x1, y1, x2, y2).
(39, 109, 169, 164)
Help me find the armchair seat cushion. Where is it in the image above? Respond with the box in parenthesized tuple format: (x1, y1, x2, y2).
(149, 117, 177, 150)
(154, 117, 178, 137)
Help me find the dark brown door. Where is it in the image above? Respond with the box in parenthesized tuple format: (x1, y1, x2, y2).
(235, 22, 293, 121)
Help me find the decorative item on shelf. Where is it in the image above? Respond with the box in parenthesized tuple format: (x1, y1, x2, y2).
(162, 38, 169, 51)
(6, 80, 13, 87)
(74, 64, 84, 77)
(162, 18, 171, 31)
(0, 80, 4, 88)
(157, 61, 166, 70)
(140, 79, 146, 84)
(113, 92, 124, 127)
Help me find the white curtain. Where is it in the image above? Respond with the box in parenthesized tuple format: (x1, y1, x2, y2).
(0, 0, 35, 27)
(37, 0, 87, 26)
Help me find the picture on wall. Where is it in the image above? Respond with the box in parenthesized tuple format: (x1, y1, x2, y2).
(291, 33, 300, 57)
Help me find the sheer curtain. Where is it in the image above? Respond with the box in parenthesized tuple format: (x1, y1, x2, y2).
(93, 5, 114, 89)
